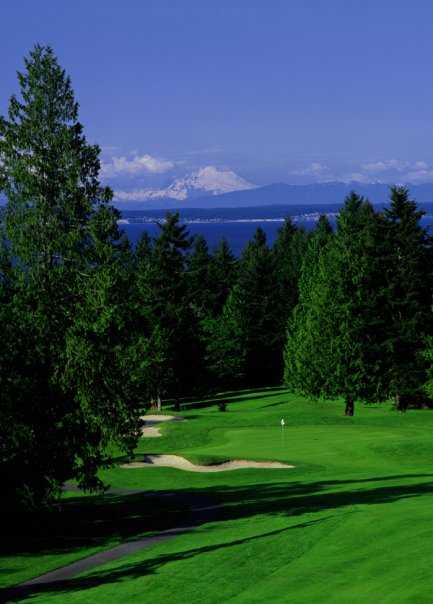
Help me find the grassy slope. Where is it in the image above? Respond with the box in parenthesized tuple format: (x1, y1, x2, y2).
(7, 388, 433, 603)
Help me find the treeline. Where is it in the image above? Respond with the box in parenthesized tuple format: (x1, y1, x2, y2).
(132, 212, 308, 397)
(2, 46, 433, 511)
(285, 190, 433, 415)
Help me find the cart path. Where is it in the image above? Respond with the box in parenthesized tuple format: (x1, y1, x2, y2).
(1, 486, 220, 603)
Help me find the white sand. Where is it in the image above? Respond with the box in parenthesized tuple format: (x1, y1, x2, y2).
(121, 454, 294, 472)
(141, 415, 181, 422)
(139, 414, 184, 438)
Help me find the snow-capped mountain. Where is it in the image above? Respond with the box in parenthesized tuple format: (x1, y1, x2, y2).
(112, 181, 433, 211)
(114, 166, 256, 202)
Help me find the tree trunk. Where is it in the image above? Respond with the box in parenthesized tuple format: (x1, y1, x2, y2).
(156, 393, 162, 412)
(395, 393, 407, 413)
(344, 396, 354, 416)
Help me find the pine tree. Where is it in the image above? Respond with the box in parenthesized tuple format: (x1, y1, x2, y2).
(285, 195, 390, 415)
(0, 46, 139, 508)
(203, 285, 246, 388)
(284, 215, 334, 395)
(208, 238, 237, 315)
(272, 218, 309, 380)
(221, 227, 278, 384)
(187, 235, 213, 320)
(383, 186, 433, 410)
(134, 213, 205, 402)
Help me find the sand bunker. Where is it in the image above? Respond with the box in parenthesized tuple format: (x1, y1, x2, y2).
(139, 415, 184, 438)
(133, 415, 294, 471)
(121, 454, 294, 472)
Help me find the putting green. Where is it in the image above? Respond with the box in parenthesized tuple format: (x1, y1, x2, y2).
(5, 388, 433, 603)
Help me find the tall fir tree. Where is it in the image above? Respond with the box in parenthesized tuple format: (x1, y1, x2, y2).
(0, 46, 139, 508)
(203, 285, 246, 388)
(383, 186, 433, 410)
(285, 195, 390, 415)
(208, 238, 237, 316)
(272, 218, 309, 380)
(134, 213, 205, 403)
(215, 228, 278, 385)
(187, 235, 213, 320)
(284, 215, 334, 395)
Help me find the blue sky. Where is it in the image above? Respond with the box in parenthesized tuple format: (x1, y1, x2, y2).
(3, 0, 433, 197)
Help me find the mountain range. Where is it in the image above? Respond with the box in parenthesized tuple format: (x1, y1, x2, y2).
(113, 180, 433, 210)
(113, 166, 256, 204)
(3, 175, 433, 211)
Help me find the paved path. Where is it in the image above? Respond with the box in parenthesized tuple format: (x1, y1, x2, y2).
(1, 486, 220, 603)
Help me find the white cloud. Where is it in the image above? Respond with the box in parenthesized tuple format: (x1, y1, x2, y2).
(291, 162, 331, 178)
(113, 165, 256, 202)
(361, 159, 410, 174)
(340, 172, 380, 184)
(291, 158, 433, 184)
(101, 153, 174, 177)
(405, 168, 433, 182)
(361, 159, 433, 183)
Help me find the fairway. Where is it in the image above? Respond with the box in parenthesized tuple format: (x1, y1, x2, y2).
(4, 388, 433, 603)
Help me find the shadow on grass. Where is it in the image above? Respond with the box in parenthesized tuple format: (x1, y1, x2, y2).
(1, 490, 194, 557)
(172, 386, 288, 411)
(3, 472, 433, 601)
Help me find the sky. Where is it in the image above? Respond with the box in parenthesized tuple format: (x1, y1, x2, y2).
(3, 0, 433, 198)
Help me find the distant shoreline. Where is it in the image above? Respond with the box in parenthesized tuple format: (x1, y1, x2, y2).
(117, 212, 340, 225)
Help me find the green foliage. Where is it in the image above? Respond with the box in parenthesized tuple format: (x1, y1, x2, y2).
(133, 213, 205, 400)
(229, 228, 279, 384)
(0, 46, 140, 509)
(383, 186, 433, 408)
(284, 215, 334, 396)
(208, 238, 237, 315)
(272, 219, 309, 379)
(187, 235, 213, 319)
(203, 285, 246, 388)
(285, 195, 391, 413)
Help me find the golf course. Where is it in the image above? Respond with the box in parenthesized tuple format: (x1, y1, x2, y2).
(3, 387, 433, 603)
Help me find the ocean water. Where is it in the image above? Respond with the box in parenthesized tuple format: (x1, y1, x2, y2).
(121, 220, 317, 256)
(121, 215, 433, 257)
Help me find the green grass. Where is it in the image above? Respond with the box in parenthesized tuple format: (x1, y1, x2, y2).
(4, 388, 433, 603)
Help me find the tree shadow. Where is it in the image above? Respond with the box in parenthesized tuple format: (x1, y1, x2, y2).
(3, 516, 331, 600)
(179, 389, 288, 411)
(3, 472, 433, 601)
(1, 489, 198, 558)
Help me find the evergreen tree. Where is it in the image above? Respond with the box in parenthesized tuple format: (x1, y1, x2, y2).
(135, 230, 153, 262)
(134, 213, 204, 402)
(131, 253, 171, 410)
(218, 228, 278, 385)
(272, 218, 309, 379)
(208, 238, 237, 315)
(0, 46, 139, 508)
(203, 285, 246, 388)
(284, 215, 334, 395)
(383, 186, 432, 410)
(187, 235, 213, 320)
(200, 238, 238, 390)
(285, 195, 390, 415)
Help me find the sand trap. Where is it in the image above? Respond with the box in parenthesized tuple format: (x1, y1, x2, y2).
(139, 415, 184, 438)
(121, 454, 294, 472)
